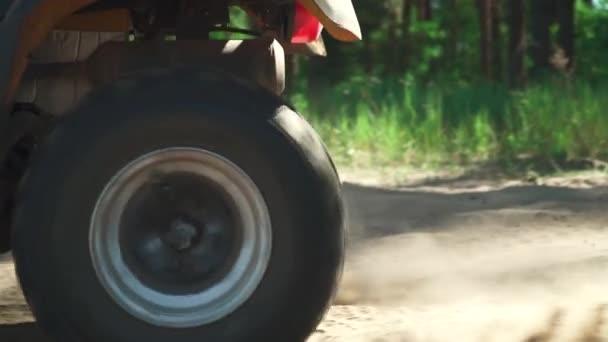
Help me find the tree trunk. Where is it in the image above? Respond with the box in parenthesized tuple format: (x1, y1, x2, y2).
(557, 0, 576, 73)
(530, 0, 556, 76)
(387, 1, 401, 74)
(477, 0, 493, 79)
(491, 0, 503, 81)
(400, 0, 414, 73)
(448, 0, 460, 60)
(508, 0, 526, 87)
(417, 0, 432, 21)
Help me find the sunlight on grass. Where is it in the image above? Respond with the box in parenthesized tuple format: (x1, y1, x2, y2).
(296, 79, 608, 170)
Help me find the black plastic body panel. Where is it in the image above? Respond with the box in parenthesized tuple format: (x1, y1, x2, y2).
(0, 0, 13, 18)
(0, 0, 24, 158)
(0, 0, 20, 108)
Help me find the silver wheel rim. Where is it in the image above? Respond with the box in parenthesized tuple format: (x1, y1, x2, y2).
(89, 147, 272, 328)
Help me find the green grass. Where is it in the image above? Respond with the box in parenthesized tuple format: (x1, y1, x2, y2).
(293, 79, 608, 171)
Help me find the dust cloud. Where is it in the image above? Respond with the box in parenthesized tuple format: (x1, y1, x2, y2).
(312, 173, 608, 342)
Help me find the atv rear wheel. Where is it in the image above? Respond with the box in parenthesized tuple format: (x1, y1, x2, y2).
(12, 69, 344, 342)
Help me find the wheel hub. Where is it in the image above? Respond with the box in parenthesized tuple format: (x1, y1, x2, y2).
(119, 172, 242, 295)
(89, 147, 272, 328)
(164, 219, 199, 252)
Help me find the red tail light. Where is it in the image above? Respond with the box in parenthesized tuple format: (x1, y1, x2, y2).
(291, 1, 324, 43)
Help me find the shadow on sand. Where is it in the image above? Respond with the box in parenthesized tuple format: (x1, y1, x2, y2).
(342, 182, 608, 241)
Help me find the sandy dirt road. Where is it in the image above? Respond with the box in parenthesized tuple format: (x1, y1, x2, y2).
(1, 169, 608, 342)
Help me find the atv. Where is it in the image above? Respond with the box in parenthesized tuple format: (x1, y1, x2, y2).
(0, 1, 361, 341)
